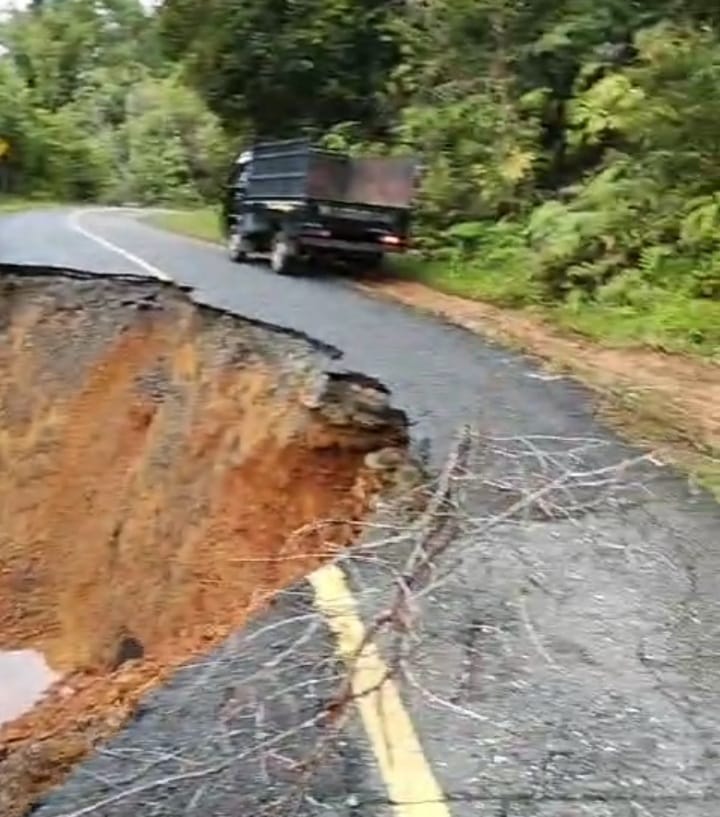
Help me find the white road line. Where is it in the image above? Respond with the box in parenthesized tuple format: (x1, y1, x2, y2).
(525, 372, 566, 382)
(67, 208, 171, 281)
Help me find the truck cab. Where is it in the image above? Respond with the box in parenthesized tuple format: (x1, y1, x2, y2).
(221, 150, 253, 238)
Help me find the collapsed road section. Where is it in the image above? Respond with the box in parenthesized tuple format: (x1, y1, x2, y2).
(0, 265, 409, 816)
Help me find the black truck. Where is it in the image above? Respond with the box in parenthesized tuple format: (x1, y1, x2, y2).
(221, 139, 416, 275)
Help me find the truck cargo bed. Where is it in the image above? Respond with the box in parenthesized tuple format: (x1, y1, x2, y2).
(246, 139, 416, 209)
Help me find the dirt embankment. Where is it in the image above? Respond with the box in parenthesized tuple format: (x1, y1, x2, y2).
(0, 268, 408, 816)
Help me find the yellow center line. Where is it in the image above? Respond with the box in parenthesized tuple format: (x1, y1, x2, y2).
(309, 563, 451, 816)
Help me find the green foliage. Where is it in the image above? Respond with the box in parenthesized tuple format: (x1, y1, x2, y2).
(0, 0, 228, 203)
(37, 105, 115, 199)
(396, 93, 542, 227)
(555, 289, 720, 356)
(5, 0, 156, 111)
(376, 5, 718, 356)
(521, 22, 720, 317)
(158, 0, 398, 137)
(0, 59, 45, 186)
(122, 78, 228, 204)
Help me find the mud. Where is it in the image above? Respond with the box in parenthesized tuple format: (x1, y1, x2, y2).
(0, 267, 408, 816)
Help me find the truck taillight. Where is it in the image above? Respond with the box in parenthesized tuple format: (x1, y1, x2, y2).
(381, 235, 402, 246)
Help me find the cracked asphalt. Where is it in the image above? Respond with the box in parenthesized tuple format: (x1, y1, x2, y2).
(1, 208, 719, 817)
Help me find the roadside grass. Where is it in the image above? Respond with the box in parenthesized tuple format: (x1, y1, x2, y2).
(0, 195, 60, 214)
(148, 207, 223, 244)
(693, 459, 720, 500)
(392, 252, 542, 309)
(393, 254, 720, 359)
(552, 296, 720, 360)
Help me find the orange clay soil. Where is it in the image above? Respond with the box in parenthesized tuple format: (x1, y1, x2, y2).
(0, 270, 407, 817)
(360, 279, 720, 469)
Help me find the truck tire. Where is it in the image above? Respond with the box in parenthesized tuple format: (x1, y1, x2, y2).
(227, 231, 249, 263)
(270, 234, 298, 276)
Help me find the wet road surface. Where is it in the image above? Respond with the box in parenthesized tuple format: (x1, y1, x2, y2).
(1, 208, 719, 816)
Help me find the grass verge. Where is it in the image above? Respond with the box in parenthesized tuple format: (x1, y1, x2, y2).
(393, 254, 720, 359)
(147, 207, 223, 244)
(0, 195, 59, 214)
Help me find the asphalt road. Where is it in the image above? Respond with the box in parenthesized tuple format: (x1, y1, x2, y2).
(2, 208, 719, 817)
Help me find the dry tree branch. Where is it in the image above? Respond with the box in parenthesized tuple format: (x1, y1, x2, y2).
(44, 427, 666, 817)
(253, 427, 475, 814)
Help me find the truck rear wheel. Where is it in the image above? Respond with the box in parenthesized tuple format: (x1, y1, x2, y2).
(227, 231, 249, 263)
(270, 234, 298, 276)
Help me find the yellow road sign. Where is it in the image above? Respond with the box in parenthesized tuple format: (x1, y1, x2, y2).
(0, 139, 10, 159)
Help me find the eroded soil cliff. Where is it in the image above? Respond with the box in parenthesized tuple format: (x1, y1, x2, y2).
(0, 267, 408, 815)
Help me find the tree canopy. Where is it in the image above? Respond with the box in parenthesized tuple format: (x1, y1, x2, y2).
(0, 0, 226, 202)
